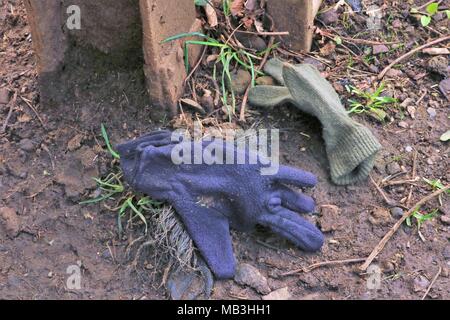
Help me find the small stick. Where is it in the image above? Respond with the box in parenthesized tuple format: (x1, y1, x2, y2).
(19, 95, 47, 129)
(378, 35, 450, 80)
(421, 267, 442, 300)
(281, 257, 367, 276)
(1, 91, 17, 133)
(360, 185, 450, 271)
(235, 30, 290, 36)
(369, 174, 397, 207)
(184, 45, 207, 84)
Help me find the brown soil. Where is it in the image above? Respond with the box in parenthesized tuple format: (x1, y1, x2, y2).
(0, 0, 449, 299)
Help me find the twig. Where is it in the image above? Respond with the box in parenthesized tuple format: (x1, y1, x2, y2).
(406, 150, 418, 207)
(1, 91, 17, 133)
(281, 257, 367, 276)
(184, 45, 207, 84)
(369, 174, 397, 207)
(378, 35, 450, 80)
(19, 95, 47, 129)
(235, 30, 289, 36)
(421, 267, 442, 300)
(360, 185, 450, 271)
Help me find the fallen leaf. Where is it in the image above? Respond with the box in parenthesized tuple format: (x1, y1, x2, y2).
(320, 41, 336, 56)
(423, 48, 450, 55)
(17, 113, 32, 123)
(180, 98, 205, 114)
(230, 0, 245, 16)
(205, 3, 218, 27)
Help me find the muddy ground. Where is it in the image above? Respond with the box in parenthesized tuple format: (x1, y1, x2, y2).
(0, 0, 449, 299)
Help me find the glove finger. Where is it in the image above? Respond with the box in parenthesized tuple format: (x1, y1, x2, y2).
(173, 200, 236, 279)
(263, 58, 286, 85)
(276, 186, 315, 213)
(248, 86, 292, 109)
(116, 130, 173, 158)
(272, 165, 317, 188)
(259, 209, 324, 251)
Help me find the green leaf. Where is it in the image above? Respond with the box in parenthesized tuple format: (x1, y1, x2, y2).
(426, 2, 439, 15)
(334, 36, 342, 45)
(194, 0, 208, 6)
(101, 124, 120, 159)
(421, 15, 432, 26)
(445, 10, 450, 19)
(440, 130, 450, 142)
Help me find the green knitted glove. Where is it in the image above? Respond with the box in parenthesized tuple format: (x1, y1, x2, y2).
(248, 58, 382, 185)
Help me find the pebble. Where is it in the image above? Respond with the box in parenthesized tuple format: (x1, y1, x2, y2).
(441, 215, 450, 225)
(405, 146, 413, 153)
(318, 205, 341, 232)
(0, 88, 10, 104)
(372, 44, 389, 55)
(234, 263, 271, 295)
(392, 19, 402, 28)
(413, 276, 430, 292)
(319, 9, 339, 25)
(385, 69, 403, 78)
(386, 162, 401, 175)
(426, 158, 433, 165)
(426, 107, 437, 120)
(19, 138, 35, 152)
(439, 78, 450, 101)
(0, 207, 21, 239)
(226, 69, 251, 95)
(303, 57, 325, 71)
(427, 56, 448, 76)
(390, 207, 404, 219)
(262, 287, 291, 300)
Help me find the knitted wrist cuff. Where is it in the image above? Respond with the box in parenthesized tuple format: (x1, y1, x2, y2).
(327, 124, 381, 185)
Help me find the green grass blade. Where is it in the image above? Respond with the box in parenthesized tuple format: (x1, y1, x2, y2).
(101, 124, 120, 159)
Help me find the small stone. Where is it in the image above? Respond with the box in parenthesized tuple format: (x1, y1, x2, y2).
(0, 207, 21, 239)
(47, 271, 53, 278)
(385, 69, 403, 78)
(443, 246, 450, 260)
(0, 88, 10, 104)
(67, 134, 83, 151)
(234, 263, 271, 295)
(427, 107, 437, 120)
(19, 139, 35, 152)
(407, 105, 416, 119)
(255, 76, 275, 86)
(235, 33, 267, 51)
(426, 158, 433, 165)
(413, 276, 430, 292)
(369, 207, 392, 226)
(318, 9, 339, 25)
(262, 287, 291, 300)
(405, 146, 413, 153)
(392, 19, 402, 28)
(386, 162, 401, 175)
(398, 121, 409, 129)
(226, 69, 252, 95)
(427, 56, 448, 76)
(390, 207, 404, 219)
(440, 215, 450, 225)
(439, 78, 450, 101)
(303, 57, 325, 71)
(372, 44, 389, 55)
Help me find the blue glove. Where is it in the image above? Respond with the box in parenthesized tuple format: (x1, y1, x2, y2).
(117, 131, 324, 279)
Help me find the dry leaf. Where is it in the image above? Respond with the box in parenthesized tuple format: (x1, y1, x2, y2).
(180, 98, 205, 114)
(231, 0, 245, 16)
(320, 42, 336, 56)
(17, 113, 32, 123)
(205, 4, 218, 27)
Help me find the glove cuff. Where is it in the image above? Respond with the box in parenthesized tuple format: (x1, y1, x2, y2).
(327, 124, 381, 185)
